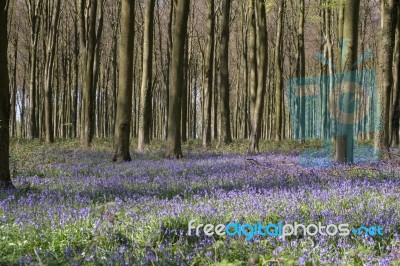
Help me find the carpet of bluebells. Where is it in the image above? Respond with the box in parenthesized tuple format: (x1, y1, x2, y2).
(1, 139, 400, 265)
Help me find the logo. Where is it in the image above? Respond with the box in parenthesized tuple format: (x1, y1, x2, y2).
(286, 39, 379, 166)
(188, 220, 384, 241)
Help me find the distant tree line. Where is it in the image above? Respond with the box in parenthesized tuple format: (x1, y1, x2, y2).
(1, 0, 399, 187)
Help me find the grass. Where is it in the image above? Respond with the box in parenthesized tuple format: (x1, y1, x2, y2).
(1, 138, 399, 265)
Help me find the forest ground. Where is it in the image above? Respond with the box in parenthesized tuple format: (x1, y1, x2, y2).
(1, 139, 399, 265)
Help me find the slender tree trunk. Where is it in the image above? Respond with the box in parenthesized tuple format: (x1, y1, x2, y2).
(375, 0, 398, 160)
(248, 0, 257, 131)
(213, 39, 219, 140)
(335, 0, 361, 164)
(163, 2, 173, 141)
(192, 74, 197, 139)
(219, 0, 232, 145)
(0, 0, 14, 189)
(334, 0, 344, 159)
(324, 0, 334, 140)
(92, 1, 104, 139)
(20, 75, 26, 138)
(44, 0, 61, 144)
(27, 0, 42, 140)
(112, 0, 135, 162)
(296, 0, 306, 141)
(249, 0, 268, 153)
(155, 0, 167, 140)
(72, 1, 79, 138)
(138, 0, 156, 151)
(10, 36, 18, 137)
(240, 4, 249, 140)
(166, 0, 191, 158)
(181, 30, 189, 143)
(274, 0, 284, 141)
(392, 5, 400, 147)
(202, 0, 215, 147)
(79, 0, 98, 146)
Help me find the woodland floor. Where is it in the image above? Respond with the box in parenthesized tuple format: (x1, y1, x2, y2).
(0, 139, 399, 265)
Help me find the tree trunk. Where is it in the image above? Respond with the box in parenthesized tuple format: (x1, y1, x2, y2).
(166, 0, 191, 158)
(213, 40, 218, 140)
(274, 0, 284, 141)
(391, 5, 400, 147)
(112, 0, 135, 162)
(163, 2, 174, 141)
(21, 75, 26, 138)
(27, 0, 42, 140)
(248, 0, 257, 132)
(249, 0, 268, 153)
(72, 1, 79, 138)
(181, 31, 189, 143)
(138, 0, 156, 151)
(335, 0, 361, 164)
(375, 0, 398, 160)
(44, 0, 61, 144)
(92, 1, 104, 139)
(323, 0, 334, 140)
(202, 0, 215, 147)
(0, 0, 14, 189)
(297, 0, 306, 141)
(334, 0, 344, 160)
(10, 35, 18, 138)
(219, 0, 232, 145)
(79, 0, 98, 147)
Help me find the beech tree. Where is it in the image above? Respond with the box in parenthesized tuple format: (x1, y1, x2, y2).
(0, 0, 14, 189)
(274, 0, 284, 141)
(25, 0, 42, 140)
(43, 0, 61, 144)
(375, 0, 398, 160)
(138, 0, 156, 151)
(392, 5, 400, 147)
(219, 0, 232, 145)
(166, 0, 191, 158)
(202, 0, 215, 148)
(248, 0, 268, 153)
(79, 0, 103, 146)
(297, 0, 306, 141)
(112, 0, 135, 162)
(335, 0, 360, 164)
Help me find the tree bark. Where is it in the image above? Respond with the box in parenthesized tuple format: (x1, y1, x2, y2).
(163, 2, 174, 141)
(248, 0, 257, 131)
(112, 0, 135, 162)
(335, 0, 361, 164)
(297, 0, 306, 141)
(323, 0, 334, 140)
(249, 0, 268, 153)
(375, 0, 398, 160)
(181, 29, 189, 143)
(166, 0, 191, 158)
(391, 5, 400, 147)
(26, 0, 42, 140)
(274, 0, 284, 141)
(202, 0, 215, 147)
(44, 0, 61, 144)
(79, 0, 98, 146)
(0, 0, 14, 189)
(219, 0, 232, 145)
(138, 0, 156, 151)
(72, 0, 80, 138)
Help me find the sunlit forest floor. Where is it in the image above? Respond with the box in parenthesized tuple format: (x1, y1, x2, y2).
(1, 139, 400, 265)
